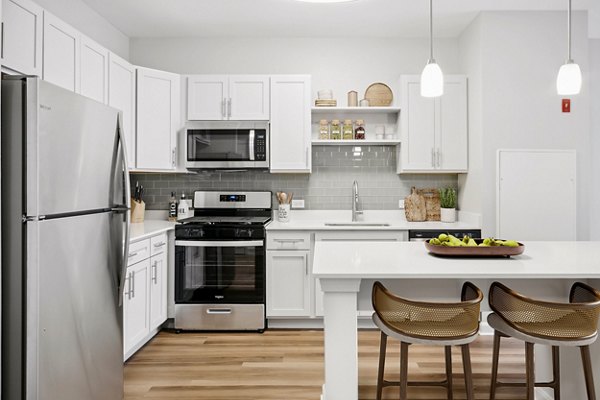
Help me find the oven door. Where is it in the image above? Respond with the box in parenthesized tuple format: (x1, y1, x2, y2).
(175, 240, 265, 304)
(185, 126, 269, 169)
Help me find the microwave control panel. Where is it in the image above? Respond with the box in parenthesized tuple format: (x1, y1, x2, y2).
(255, 131, 266, 161)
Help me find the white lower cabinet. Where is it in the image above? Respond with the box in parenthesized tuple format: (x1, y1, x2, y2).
(123, 258, 150, 355)
(123, 233, 169, 360)
(266, 250, 311, 317)
(149, 249, 168, 330)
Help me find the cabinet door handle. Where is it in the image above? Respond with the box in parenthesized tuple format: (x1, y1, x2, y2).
(1, 23, 4, 59)
(305, 257, 308, 276)
(274, 239, 303, 243)
(221, 98, 226, 118)
(152, 261, 158, 284)
(172, 148, 176, 167)
(131, 270, 135, 298)
(227, 98, 232, 118)
(125, 272, 132, 300)
(306, 147, 309, 168)
(437, 150, 441, 168)
(153, 242, 165, 248)
(128, 251, 138, 258)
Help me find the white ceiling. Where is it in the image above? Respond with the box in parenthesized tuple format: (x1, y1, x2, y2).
(81, 0, 596, 39)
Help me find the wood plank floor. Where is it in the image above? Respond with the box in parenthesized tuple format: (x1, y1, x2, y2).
(125, 330, 528, 400)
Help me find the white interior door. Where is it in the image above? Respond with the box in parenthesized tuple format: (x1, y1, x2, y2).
(1, 0, 43, 75)
(108, 53, 136, 167)
(400, 77, 435, 171)
(229, 75, 270, 120)
(187, 75, 227, 120)
(497, 149, 577, 240)
(79, 35, 108, 104)
(42, 11, 79, 92)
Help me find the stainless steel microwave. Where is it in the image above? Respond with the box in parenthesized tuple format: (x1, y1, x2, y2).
(185, 121, 269, 169)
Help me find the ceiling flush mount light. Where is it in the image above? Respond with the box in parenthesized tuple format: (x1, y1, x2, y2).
(293, 0, 357, 2)
(421, 0, 443, 97)
(556, 0, 582, 95)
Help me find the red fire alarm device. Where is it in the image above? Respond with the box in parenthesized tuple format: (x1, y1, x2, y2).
(562, 99, 571, 113)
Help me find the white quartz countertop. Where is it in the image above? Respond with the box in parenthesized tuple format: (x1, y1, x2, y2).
(266, 210, 480, 231)
(130, 219, 177, 242)
(313, 241, 600, 279)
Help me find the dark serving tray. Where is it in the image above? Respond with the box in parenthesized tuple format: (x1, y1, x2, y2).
(424, 239, 525, 257)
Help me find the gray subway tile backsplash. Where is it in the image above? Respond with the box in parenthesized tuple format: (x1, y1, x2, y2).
(132, 146, 458, 210)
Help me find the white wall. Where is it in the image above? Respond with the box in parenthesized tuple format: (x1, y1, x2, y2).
(130, 37, 460, 103)
(458, 11, 591, 239)
(590, 39, 600, 239)
(35, 0, 129, 59)
(457, 16, 483, 217)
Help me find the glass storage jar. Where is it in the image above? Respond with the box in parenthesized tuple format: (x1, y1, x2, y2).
(330, 120, 342, 140)
(342, 119, 354, 140)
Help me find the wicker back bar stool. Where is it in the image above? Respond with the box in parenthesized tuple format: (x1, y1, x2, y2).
(372, 281, 484, 400)
(488, 281, 600, 400)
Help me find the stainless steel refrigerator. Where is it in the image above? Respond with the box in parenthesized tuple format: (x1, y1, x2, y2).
(1, 76, 131, 399)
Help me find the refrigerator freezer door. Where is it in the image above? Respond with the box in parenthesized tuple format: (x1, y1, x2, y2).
(31, 212, 124, 400)
(33, 79, 122, 216)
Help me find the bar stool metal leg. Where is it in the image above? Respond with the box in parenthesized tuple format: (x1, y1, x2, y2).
(445, 346, 454, 400)
(580, 345, 597, 400)
(400, 342, 409, 400)
(376, 331, 387, 400)
(489, 331, 501, 400)
(461, 344, 474, 400)
(525, 342, 535, 400)
(552, 346, 561, 400)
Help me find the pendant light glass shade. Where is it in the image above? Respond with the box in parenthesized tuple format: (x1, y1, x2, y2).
(556, 0, 581, 95)
(557, 61, 582, 95)
(421, 61, 444, 97)
(421, 0, 443, 97)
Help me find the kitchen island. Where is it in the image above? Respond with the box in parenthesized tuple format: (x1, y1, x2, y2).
(313, 241, 600, 400)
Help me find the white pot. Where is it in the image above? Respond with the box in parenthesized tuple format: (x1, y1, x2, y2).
(278, 204, 290, 223)
(440, 208, 456, 223)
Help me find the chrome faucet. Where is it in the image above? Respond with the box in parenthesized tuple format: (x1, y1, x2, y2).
(352, 180, 363, 222)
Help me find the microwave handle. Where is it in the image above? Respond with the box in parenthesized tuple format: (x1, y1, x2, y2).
(249, 129, 255, 161)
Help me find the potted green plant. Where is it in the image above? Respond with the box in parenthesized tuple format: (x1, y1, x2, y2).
(439, 187, 457, 223)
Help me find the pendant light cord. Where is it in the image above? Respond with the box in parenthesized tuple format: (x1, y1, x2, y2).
(567, 0, 572, 62)
(429, 0, 434, 61)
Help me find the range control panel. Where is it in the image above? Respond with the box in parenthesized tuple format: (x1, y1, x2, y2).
(220, 194, 247, 202)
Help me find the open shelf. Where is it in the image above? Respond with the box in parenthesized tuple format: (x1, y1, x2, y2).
(312, 139, 400, 146)
(312, 106, 401, 114)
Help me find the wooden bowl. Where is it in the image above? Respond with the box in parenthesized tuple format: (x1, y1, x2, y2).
(424, 239, 525, 257)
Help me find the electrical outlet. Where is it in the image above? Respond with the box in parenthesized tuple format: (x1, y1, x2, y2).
(292, 199, 305, 209)
(398, 199, 405, 209)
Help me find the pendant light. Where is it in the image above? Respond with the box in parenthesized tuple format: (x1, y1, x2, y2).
(421, 0, 443, 97)
(556, 0, 582, 95)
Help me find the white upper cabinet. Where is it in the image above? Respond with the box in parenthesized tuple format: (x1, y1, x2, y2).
(42, 11, 79, 92)
(187, 75, 270, 121)
(228, 75, 270, 120)
(108, 53, 136, 168)
(79, 35, 108, 104)
(270, 75, 311, 173)
(136, 67, 180, 170)
(398, 75, 468, 173)
(187, 75, 227, 120)
(1, 0, 43, 75)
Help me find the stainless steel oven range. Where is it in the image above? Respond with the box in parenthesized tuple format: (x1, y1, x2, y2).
(174, 191, 272, 331)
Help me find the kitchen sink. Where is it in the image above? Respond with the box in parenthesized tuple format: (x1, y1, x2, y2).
(324, 222, 391, 227)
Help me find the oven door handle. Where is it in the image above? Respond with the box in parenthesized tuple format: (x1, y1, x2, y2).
(175, 240, 264, 247)
(206, 308, 233, 314)
(249, 129, 255, 161)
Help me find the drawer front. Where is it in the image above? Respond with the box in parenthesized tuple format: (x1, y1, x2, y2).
(128, 239, 150, 266)
(151, 233, 168, 256)
(266, 232, 311, 250)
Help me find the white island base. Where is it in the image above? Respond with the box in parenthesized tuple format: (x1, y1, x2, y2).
(313, 241, 600, 400)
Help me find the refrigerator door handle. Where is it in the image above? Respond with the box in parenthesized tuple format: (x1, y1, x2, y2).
(115, 115, 132, 306)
